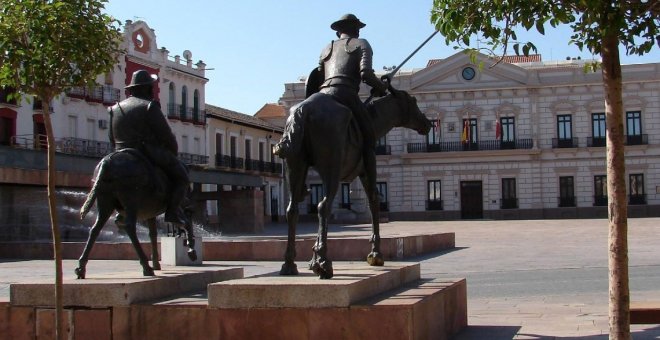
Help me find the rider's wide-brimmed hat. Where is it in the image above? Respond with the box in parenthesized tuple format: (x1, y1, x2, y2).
(330, 13, 366, 32)
(125, 69, 158, 89)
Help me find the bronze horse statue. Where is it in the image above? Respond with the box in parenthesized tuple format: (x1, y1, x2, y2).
(279, 87, 431, 279)
(75, 149, 196, 279)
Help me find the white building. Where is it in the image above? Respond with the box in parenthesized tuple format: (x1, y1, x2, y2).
(279, 51, 660, 220)
(1, 20, 208, 163)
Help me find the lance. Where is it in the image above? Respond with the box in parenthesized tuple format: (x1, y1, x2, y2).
(365, 30, 439, 104)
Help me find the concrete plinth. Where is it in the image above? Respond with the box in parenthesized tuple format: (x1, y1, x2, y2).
(208, 262, 420, 308)
(160, 236, 203, 266)
(10, 265, 243, 307)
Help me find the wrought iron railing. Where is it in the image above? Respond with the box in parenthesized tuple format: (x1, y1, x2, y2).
(375, 145, 391, 155)
(629, 194, 647, 205)
(558, 196, 576, 207)
(593, 195, 608, 206)
(178, 152, 208, 165)
(407, 138, 533, 153)
(65, 85, 120, 105)
(625, 134, 648, 146)
(59, 138, 113, 158)
(500, 198, 518, 209)
(587, 137, 606, 147)
(552, 137, 579, 148)
(426, 199, 443, 211)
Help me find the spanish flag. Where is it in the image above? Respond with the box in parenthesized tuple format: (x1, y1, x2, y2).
(461, 119, 469, 143)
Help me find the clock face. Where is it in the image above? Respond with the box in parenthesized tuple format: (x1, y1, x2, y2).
(462, 67, 476, 80)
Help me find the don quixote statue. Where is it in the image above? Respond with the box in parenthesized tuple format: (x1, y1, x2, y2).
(274, 14, 432, 279)
(75, 70, 196, 279)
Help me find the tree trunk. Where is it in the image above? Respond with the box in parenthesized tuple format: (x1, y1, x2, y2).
(602, 32, 630, 340)
(42, 98, 64, 340)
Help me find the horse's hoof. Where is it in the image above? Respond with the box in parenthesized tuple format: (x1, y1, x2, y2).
(280, 262, 299, 276)
(311, 259, 333, 279)
(74, 267, 86, 279)
(152, 262, 161, 271)
(143, 267, 155, 276)
(187, 249, 198, 262)
(367, 252, 385, 266)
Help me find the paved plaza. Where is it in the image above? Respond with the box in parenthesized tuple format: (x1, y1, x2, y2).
(1, 218, 660, 339)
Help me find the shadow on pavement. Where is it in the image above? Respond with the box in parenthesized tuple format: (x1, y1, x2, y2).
(454, 325, 520, 339)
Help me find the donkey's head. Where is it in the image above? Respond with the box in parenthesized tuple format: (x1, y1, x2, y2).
(388, 88, 432, 135)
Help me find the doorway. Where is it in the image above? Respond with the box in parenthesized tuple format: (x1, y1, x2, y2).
(460, 181, 483, 219)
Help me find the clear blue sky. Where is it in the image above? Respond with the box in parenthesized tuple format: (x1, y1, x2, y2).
(104, 1, 659, 115)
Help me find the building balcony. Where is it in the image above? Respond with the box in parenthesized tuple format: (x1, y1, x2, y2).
(426, 199, 443, 211)
(178, 152, 208, 165)
(587, 137, 606, 147)
(379, 201, 389, 212)
(407, 138, 533, 153)
(65, 85, 120, 105)
(500, 198, 518, 209)
(214, 154, 244, 170)
(552, 137, 579, 148)
(167, 103, 206, 125)
(593, 195, 608, 206)
(629, 194, 647, 205)
(58, 137, 113, 158)
(375, 144, 391, 155)
(625, 134, 648, 146)
(32, 99, 54, 113)
(558, 196, 576, 207)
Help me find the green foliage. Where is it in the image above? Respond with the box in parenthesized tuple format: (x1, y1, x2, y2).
(430, 0, 658, 59)
(0, 0, 122, 101)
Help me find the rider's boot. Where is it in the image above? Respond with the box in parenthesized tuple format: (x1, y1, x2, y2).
(165, 182, 188, 226)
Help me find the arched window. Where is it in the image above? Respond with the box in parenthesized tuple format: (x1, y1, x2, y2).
(181, 86, 188, 119)
(193, 89, 200, 122)
(168, 82, 176, 117)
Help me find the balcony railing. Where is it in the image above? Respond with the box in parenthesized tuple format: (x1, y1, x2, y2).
(379, 201, 389, 212)
(426, 199, 443, 211)
(178, 152, 208, 165)
(167, 103, 206, 125)
(552, 137, 579, 148)
(558, 196, 576, 207)
(214, 154, 244, 169)
(625, 134, 648, 146)
(59, 138, 113, 158)
(500, 198, 518, 209)
(32, 99, 54, 112)
(65, 85, 120, 105)
(407, 138, 533, 153)
(594, 195, 608, 206)
(629, 194, 647, 205)
(587, 137, 606, 147)
(375, 145, 391, 155)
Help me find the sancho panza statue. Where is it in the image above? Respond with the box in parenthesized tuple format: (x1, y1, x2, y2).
(108, 70, 189, 225)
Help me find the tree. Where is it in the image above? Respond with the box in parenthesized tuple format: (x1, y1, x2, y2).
(0, 1, 121, 338)
(430, 1, 658, 338)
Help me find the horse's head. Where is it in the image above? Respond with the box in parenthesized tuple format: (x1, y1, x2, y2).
(388, 88, 432, 135)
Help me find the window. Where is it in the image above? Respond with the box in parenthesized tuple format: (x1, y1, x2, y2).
(245, 139, 252, 160)
(309, 184, 324, 213)
(626, 111, 644, 145)
(376, 135, 390, 155)
(427, 180, 442, 210)
(629, 174, 646, 205)
(461, 118, 478, 150)
(427, 119, 440, 150)
(181, 86, 188, 118)
(377, 182, 388, 212)
(501, 178, 517, 209)
(259, 142, 265, 161)
(555, 114, 575, 148)
(193, 137, 201, 154)
(168, 83, 176, 116)
(193, 89, 200, 121)
(594, 175, 607, 206)
(230, 136, 237, 157)
(500, 117, 515, 149)
(340, 183, 351, 209)
(181, 135, 188, 153)
(215, 133, 224, 166)
(590, 113, 606, 147)
(68, 115, 78, 138)
(559, 176, 575, 207)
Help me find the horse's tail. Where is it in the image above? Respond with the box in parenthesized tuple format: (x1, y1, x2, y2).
(275, 100, 309, 158)
(80, 158, 108, 219)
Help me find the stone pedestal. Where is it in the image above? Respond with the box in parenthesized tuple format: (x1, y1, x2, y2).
(10, 265, 242, 307)
(160, 236, 203, 266)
